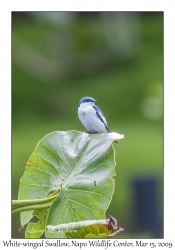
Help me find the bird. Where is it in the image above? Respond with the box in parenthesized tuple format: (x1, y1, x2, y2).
(78, 96, 110, 134)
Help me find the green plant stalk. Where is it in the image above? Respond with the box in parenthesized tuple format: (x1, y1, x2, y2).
(12, 193, 58, 215)
(12, 202, 53, 215)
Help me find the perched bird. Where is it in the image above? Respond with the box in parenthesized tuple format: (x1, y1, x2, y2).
(78, 96, 110, 134)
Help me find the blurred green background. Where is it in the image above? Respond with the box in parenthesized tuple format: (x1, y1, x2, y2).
(12, 12, 163, 239)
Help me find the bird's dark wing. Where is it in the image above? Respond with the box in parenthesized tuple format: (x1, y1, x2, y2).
(93, 105, 110, 132)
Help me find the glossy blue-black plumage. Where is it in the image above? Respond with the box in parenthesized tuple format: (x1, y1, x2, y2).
(93, 105, 110, 132)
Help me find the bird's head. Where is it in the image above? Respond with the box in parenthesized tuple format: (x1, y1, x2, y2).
(79, 97, 97, 107)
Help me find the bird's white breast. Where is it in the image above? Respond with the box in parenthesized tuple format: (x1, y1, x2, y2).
(78, 103, 108, 133)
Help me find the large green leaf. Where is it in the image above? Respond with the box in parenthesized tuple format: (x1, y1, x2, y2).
(18, 130, 124, 238)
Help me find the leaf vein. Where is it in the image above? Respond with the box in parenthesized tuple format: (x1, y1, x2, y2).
(57, 134, 73, 170)
(36, 152, 66, 180)
(67, 198, 96, 212)
(67, 188, 104, 197)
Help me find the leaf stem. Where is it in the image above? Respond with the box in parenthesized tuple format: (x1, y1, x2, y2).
(12, 202, 53, 215)
(12, 193, 58, 215)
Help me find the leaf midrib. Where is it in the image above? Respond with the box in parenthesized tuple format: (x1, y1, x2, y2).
(62, 136, 91, 189)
